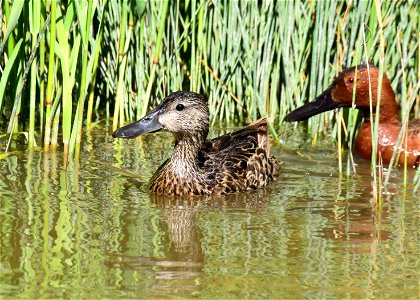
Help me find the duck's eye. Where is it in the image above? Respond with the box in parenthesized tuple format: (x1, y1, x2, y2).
(348, 77, 354, 83)
(176, 104, 185, 111)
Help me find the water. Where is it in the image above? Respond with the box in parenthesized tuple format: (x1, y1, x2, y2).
(1, 122, 419, 299)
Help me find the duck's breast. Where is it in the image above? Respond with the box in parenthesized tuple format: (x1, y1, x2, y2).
(355, 120, 419, 167)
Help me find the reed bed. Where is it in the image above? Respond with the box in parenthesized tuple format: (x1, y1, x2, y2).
(0, 0, 419, 186)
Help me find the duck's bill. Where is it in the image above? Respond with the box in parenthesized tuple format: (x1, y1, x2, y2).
(112, 109, 162, 139)
(285, 89, 339, 122)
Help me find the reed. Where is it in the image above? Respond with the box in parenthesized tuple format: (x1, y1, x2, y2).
(0, 0, 418, 186)
(28, 0, 41, 150)
(414, 167, 420, 194)
(71, 0, 94, 158)
(44, 0, 56, 152)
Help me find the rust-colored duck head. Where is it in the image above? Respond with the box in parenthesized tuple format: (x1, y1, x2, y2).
(286, 65, 399, 122)
(286, 65, 420, 167)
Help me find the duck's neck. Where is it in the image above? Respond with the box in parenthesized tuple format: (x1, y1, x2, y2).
(167, 131, 207, 177)
(362, 85, 399, 123)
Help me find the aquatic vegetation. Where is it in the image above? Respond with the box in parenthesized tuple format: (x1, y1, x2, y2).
(0, 1, 418, 186)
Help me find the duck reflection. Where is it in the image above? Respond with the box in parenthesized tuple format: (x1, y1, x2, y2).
(152, 199, 203, 282)
(149, 191, 269, 291)
(314, 169, 406, 253)
(112, 189, 270, 295)
(319, 200, 392, 254)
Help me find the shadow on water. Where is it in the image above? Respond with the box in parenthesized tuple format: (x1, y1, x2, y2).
(0, 123, 418, 299)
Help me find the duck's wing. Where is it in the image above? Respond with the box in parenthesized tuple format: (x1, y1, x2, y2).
(202, 118, 270, 153)
(198, 118, 280, 193)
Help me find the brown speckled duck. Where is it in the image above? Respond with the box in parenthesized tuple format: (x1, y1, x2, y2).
(112, 91, 280, 195)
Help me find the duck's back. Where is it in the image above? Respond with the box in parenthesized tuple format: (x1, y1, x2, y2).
(198, 118, 280, 193)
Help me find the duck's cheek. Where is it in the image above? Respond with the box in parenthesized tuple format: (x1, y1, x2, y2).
(331, 81, 351, 102)
(157, 114, 176, 131)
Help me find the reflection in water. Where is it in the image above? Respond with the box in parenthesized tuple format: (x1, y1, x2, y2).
(112, 191, 272, 296)
(112, 199, 204, 294)
(0, 125, 419, 299)
(308, 172, 390, 253)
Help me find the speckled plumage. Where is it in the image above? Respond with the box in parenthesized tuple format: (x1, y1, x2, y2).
(113, 91, 280, 196)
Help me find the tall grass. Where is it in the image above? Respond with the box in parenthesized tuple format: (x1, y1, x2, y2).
(0, 1, 418, 180)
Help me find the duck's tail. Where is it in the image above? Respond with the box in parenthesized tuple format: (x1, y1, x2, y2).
(249, 117, 270, 157)
(251, 117, 282, 179)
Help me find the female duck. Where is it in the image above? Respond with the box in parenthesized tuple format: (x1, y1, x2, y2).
(286, 65, 420, 167)
(113, 91, 280, 195)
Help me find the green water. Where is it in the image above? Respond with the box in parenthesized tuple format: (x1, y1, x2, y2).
(0, 123, 419, 299)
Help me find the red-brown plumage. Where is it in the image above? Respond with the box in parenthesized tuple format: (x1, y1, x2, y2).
(286, 65, 419, 168)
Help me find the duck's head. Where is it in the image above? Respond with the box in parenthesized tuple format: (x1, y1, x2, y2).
(112, 91, 209, 140)
(286, 65, 396, 122)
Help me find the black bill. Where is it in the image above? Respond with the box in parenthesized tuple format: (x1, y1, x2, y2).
(285, 89, 339, 122)
(112, 109, 162, 139)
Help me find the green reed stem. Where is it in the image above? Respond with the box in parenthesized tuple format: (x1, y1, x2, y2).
(87, 0, 108, 129)
(414, 167, 420, 194)
(6, 6, 50, 152)
(0, 38, 22, 115)
(29, 0, 41, 150)
(44, 0, 56, 151)
(2, 0, 17, 57)
(337, 110, 343, 174)
(141, 0, 169, 117)
(135, 16, 146, 120)
(373, 0, 385, 204)
(72, 0, 93, 158)
(51, 104, 60, 151)
(39, 9, 46, 136)
(112, 0, 128, 130)
(56, 2, 78, 159)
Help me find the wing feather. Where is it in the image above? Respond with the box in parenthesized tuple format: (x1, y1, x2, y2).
(198, 118, 279, 192)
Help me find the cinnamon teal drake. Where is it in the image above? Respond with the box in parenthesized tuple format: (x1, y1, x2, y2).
(286, 65, 420, 168)
(112, 91, 280, 195)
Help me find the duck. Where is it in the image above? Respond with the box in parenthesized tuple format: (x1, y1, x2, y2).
(112, 91, 280, 195)
(286, 64, 420, 168)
